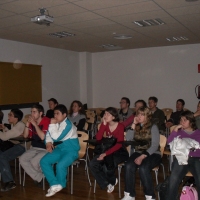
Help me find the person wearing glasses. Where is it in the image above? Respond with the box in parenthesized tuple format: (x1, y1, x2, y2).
(0, 109, 25, 191)
(118, 97, 133, 122)
(19, 104, 50, 187)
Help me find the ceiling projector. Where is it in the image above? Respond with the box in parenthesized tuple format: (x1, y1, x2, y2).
(31, 8, 54, 26)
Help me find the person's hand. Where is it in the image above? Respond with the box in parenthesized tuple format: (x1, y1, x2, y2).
(0, 124, 5, 130)
(27, 116, 37, 126)
(50, 118, 57, 124)
(166, 122, 173, 128)
(133, 116, 139, 125)
(134, 154, 146, 165)
(46, 142, 54, 153)
(97, 153, 106, 160)
(103, 118, 107, 126)
(174, 124, 182, 132)
(194, 110, 200, 117)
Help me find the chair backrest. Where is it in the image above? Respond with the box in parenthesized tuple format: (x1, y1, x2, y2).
(85, 110, 96, 124)
(170, 125, 177, 133)
(77, 131, 89, 159)
(162, 108, 173, 121)
(84, 122, 89, 131)
(160, 135, 167, 157)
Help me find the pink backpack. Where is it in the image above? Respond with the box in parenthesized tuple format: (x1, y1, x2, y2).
(180, 185, 198, 200)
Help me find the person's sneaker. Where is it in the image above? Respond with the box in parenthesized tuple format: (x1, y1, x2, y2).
(45, 184, 62, 197)
(1, 181, 16, 192)
(145, 195, 155, 200)
(107, 178, 118, 193)
(121, 192, 135, 200)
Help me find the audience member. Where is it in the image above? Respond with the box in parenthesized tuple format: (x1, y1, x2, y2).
(68, 100, 86, 131)
(19, 104, 50, 187)
(194, 101, 200, 129)
(122, 99, 147, 129)
(118, 97, 133, 122)
(166, 111, 200, 200)
(46, 98, 58, 118)
(40, 104, 80, 197)
(122, 107, 161, 200)
(0, 109, 4, 124)
(0, 109, 25, 191)
(148, 96, 165, 133)
(166, 99, 185, 128)
(89, 107, 129, 193)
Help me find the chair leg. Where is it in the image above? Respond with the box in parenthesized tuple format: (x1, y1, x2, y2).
(118, 166, 122, 198)
(19, 162, 21, 185)
(94, 180, 96, 193)
(43, 176, 45, 190)
(71, 165, 73, 194)
(23, 170, 26, 186)
(154, 170, 159, 200)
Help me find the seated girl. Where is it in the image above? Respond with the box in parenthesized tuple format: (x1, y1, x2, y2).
(40, 104, 80, 197)
(122, 107, 161, 200)
(89, 107, 129, 193)
(166, 111, 200, 200)
(68, 100, 86, 131)
(194, 101, 200, 129)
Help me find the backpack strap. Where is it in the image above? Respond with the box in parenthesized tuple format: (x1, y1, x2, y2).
(190, 185, 198, 200)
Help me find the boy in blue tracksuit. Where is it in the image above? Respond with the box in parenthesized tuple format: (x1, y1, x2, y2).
(40, 104, 80, 197)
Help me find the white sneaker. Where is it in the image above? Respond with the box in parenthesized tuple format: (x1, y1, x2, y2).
(121, 192, 135, 200)
(45, 184, 63, 197)
(145, 195, 155, 200)
(107, 178, 118, 193)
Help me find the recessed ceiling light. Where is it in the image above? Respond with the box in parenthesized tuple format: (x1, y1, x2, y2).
(133, 18, 165, 27)
(185, 0, 198, 2)
(99, 44, 122, 50)
(166, 36, 189, 42)
(49, 31, 75, 38)
(113, 34, 132, 39)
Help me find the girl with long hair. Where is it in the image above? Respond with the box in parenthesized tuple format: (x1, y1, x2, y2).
(122, 107, 161, 200)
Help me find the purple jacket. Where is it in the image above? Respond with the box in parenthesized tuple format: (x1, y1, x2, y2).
(167, 129, 200, 157)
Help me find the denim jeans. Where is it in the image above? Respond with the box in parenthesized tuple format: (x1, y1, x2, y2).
(0, 144, 25, 183)
(89, 147, 129, 189)
(166, 157, 200, 200)
(124, 152, 161, 198)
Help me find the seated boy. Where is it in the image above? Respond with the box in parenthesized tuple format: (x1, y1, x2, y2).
(19, 104, 50, 186)
(40, 104, 80, 197)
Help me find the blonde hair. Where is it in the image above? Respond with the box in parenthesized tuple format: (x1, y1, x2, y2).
(135, 107, 152, 137)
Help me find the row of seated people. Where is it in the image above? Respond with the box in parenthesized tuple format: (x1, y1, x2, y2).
(0, 104, 80, 197)
(116, 96, 200, 131)
(0, 98, 200, 199)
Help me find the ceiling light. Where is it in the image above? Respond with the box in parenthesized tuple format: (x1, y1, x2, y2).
(31, 8, 53, 26)
(113, 34, 132, 39)
(166, 36, 189, 42)
(49, 31, 75, 38)
(99, 44, 122, 50)
(133, 18, 165, 27)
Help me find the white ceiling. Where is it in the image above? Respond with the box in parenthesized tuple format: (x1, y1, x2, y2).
(0, 0, 200, 52)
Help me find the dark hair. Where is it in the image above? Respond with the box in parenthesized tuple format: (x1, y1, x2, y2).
(48, 98, 58, 105)
(180, 111, 197, 130)
(0, 109, 4, 123)
(121, 97, 130, 107)
(11, 109, 23, 121)
(31, 104, 44, 116)
(105, 107, 119, 122)
(134, 99, 147, 108)
(177, 99, 185, 106)
(148, 96, 158, 103)
(69, 100, 85, 116)
(54, 104, 68, 115)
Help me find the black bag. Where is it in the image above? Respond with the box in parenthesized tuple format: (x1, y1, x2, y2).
(0, 139, 14, 152)
(155, 176, 170, 200)
(94, 136, 117, 155)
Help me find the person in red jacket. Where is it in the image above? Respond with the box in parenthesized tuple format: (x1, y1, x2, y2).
(89, 107, 129, 193)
